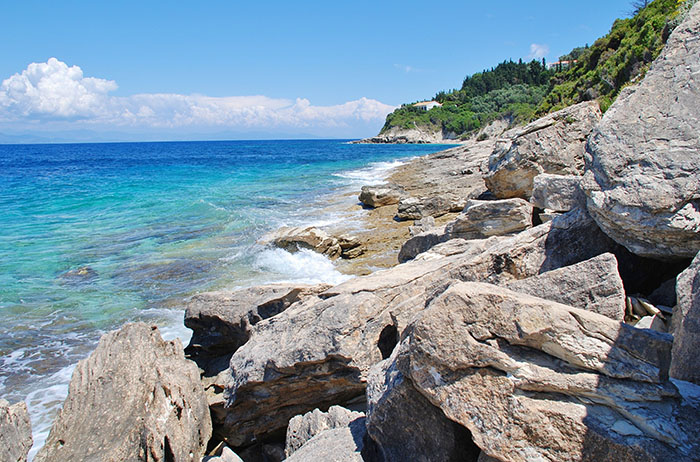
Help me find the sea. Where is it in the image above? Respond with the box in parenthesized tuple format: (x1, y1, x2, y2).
(0, 139, 448, 458)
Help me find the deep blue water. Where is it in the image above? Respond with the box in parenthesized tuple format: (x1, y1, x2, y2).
(0, 139, 448, 457)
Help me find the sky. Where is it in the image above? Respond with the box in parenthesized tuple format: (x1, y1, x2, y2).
(0, 0, 636, 142)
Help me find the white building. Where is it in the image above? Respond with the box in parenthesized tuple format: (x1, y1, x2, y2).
(412, 101, 442, 111)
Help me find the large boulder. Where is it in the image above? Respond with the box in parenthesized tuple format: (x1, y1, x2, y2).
(35, 323, 212, 462)
(530, 173, 584, 212)
(503, 253, 626, 320)
(445, 198, 533, 239)
(0, 400, 32, 462)
(389, 282, 699, 462)
(259, 226, 342, 259)
(486, 101, 601, 199)
(285, 406, 365, 458)
(365, 352, 480, 462)
(184, 284, 329, 376)
(582, 4, 700, 259)
(396, 195, 462, 220)
(670, 252, 700, 384)
(358, 184, 405, 207)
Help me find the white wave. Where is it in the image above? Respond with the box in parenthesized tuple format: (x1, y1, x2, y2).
(138, 307, 192, 346)
(255, 248, 353, 286)
(25, 363, 76, 461)
(332, 159, 410, 185)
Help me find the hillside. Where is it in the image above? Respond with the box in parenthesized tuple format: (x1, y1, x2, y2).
(373, 0, 691, 142)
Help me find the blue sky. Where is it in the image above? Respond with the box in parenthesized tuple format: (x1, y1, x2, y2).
(0, 0, 634, 141)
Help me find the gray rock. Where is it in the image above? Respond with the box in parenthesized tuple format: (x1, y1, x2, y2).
(538, 209, 561, 223)
(486, 101, 601, 199)
(503, 253, 626, 320)
(582, 4, 700, 259)
(395, 281, 699, 462)
(259, 226, 342, 259)
(649, 278, 677, 309)
(445, 198, 533, 239)
(396, 195, 462, 220)
(285, 406, 364, 457)
(530, 173, 584, 212)
(0, 399, 32, 462)
(365, 351, 480, 462)
(35, 323, 212, 462)
(671, 252, 700, 384)
(202, 446, 244, 462)
(284, 424, 365, 462)
(358, 184, 405, 207)
(635, 315, 668, 333)
(398, 225, 449, 263)
(408, 216, 436, 237)
(185, 284, 328, 376)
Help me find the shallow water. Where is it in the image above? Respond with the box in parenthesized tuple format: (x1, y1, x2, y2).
(0, 139, 448, 458)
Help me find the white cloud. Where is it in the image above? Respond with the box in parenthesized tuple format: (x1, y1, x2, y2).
(527, 43, 550, 60)
(0, 58, 395, 137)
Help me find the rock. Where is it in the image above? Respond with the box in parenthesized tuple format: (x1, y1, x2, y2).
(202, 446, 244, 462)
(648, 278, 677, 309)
(396, 195, 462, 220)
(486, 101, 601, 199)
(503, 253, 626, 320)
(184, 284, 329, 377)
(358, 184, 404, 208)
(0, 399, 32, 462)
(259, 226, 342, 259)
(445, 198, 533, 239)
(408, 216, 436, 237)
(582, 4, 700, 259)
(538, 209, 561, 223)
(35, 323, 212, 462)
(365, 352, 481, 462)
(285, 406, 364, 458)
(393, 281, 699, 462)
(284, 424, 365, 462)
(635, 315, 668, 333)
(530, 174, 584, 212)
(336, 234, 363, 259)
(354, 126, 460, 144)
(398, 225, 449, 263)
(671, 252, 700, 384)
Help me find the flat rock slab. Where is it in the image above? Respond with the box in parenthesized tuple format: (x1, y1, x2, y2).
(394, 282, 699, 462)
(35, 323, 212, 462)
(0, 399, 32, 462)
(504, 253, 626, 320)
(582, 3, 700, 259)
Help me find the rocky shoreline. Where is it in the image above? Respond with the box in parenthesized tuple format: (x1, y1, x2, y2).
(4, 4, 700, 462)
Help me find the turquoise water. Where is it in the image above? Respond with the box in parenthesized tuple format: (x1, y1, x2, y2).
(0, 139, 448, 456)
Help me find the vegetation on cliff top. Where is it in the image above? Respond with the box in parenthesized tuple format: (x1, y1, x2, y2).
(380, 0, 689, 139)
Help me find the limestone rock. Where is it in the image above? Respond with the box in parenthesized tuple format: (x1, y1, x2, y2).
(358, 184, 404, 208)
(395, 282, 699, 462)
(285, 406, 364, 458)
(671, 252, 700, 384)
(398, 225, 449, 263)
(582, 4, 700, 259)
(635, 315, 668, 333)
(0, 399, 32, 462)
(259, 226, 342, 259)
(530, 173, 584, 212)
(184, 284, 328, 376)
(365, 352, 480, 462)
(503, 253, 626, 320)
(284, 424, 365, 462)
(396, 195, 463, 220)
(486, 101, 601, 199)
(408, 216, 436, 237)
(35, 323, 212, 462)
(445, 198, 533, 239)
(202, 446, 244, 462)
(336, 234, 363, 259)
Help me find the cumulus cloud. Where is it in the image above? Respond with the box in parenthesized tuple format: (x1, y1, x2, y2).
(527, 43, 550, 60)
(0, 58, 395, 137)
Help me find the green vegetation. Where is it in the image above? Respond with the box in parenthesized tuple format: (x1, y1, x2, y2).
(380, 0, 690, 138)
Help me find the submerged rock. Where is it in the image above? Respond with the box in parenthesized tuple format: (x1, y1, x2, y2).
(0, 399, 32, 462)
(486, 101, 601, 199)
(583, 3, 700, 259)
(35, 323, 211, 462)
(391, 281, 699, 462)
